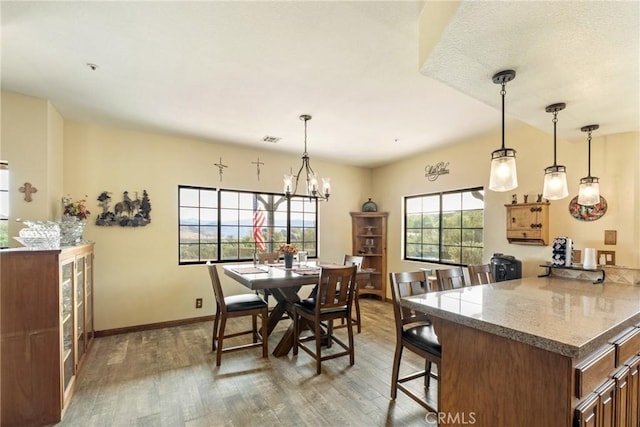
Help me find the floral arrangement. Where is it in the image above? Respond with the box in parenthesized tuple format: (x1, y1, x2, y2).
(62, 196, 91, 220)
(278, 243, 298, 255)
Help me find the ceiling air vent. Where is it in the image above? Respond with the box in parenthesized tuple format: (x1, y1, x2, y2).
(261, 135, 281, 143)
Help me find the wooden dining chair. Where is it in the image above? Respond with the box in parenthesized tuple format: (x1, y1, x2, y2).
(293, 265, 358, 375)
(257, 252, 279, 264)
(255, 252, 280, 304)
(389, 270, 441, 413)
(340, 254, 364, 333)
(468, 263, 495, 285)
(207, 262, 268, 366)
(436, 267, 467, 290)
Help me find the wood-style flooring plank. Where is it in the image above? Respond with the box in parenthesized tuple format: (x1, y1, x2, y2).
(58, 299, 436, 426)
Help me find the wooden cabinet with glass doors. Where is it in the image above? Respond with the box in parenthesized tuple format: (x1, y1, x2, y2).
(350, 212, 388, 301)
(1, 243, 95, 426)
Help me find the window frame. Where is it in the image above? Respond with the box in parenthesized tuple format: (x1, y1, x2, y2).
(403, 186, 484, 267)
(0, 161, 8, 249)
(178, 185, 318, 265)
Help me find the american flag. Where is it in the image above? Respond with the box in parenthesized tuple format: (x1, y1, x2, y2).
(253, 198, 266, 252)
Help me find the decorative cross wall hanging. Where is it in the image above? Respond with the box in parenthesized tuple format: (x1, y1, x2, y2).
(214, 157, 228, 182)
(19, 182, 38, 202)
(251, 157, 264, 181)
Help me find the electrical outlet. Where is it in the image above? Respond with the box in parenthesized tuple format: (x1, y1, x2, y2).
(195, 298, 203, 309)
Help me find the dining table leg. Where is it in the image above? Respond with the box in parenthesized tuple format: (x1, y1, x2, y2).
(267, 300, 288, 335)
(268, 285, 316, 357)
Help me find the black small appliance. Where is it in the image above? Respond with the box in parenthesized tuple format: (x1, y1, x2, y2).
(490, 253, 522, 282)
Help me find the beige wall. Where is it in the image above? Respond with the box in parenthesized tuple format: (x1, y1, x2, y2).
(374, 121, 639, 298)
(62, 121, 371, 330)
(3, 90, 638, 327)
(0, 91, 63, 239)
(2, 91, 372, 330)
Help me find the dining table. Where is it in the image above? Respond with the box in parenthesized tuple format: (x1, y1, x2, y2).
(223, 262, 325, 356)
(223, 262, 370, 357)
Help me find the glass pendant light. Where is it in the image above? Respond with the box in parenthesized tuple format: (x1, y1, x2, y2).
(542, 103, 568, 200)
(489, 70, 518, 192)
(577, 124, 600, 206)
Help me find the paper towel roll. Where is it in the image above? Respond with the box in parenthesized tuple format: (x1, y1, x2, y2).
(565, 238, 573, 266)
(584, 248, 597, 269)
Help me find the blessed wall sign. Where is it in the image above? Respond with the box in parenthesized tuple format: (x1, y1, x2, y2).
(425, 161, 450, 181)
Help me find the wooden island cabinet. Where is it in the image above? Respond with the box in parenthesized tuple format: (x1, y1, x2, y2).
(401, 277, 640, 427)
(1, 243, 95, 426)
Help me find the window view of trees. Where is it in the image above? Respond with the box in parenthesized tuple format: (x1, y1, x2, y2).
(0, 221, 7, 249)
(178, 186, 317, 264)
(405, 187, 484, 266)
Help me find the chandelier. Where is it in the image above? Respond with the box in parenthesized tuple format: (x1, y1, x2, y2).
(283, 115, 330, 201)
(488, 70, 518, 192)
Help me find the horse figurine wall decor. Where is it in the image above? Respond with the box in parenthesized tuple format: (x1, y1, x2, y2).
(96, 190, 152, 227)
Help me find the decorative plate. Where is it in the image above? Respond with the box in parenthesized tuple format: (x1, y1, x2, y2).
(568, 195, 607, 221)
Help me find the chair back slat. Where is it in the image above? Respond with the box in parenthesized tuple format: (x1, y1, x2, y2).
(436, 267, 466, 290)
(389, 271, 432, 328)
(207, 262, 227, 313)
(257, 252, 279, 264)
(342, 254, 364, 270)
(468, 264, 494, 285)
(316, 265, 357, 311)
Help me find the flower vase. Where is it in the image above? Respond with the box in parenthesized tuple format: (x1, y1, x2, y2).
(60, 216, 85, 246)
(284, 254, 294, 269)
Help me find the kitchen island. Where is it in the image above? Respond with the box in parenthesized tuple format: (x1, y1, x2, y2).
(401, 276, 640, 426)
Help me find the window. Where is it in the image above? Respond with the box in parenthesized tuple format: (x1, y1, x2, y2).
(178, 186, 317, 264)
(404, 187, 484, 266)
(0, 161, 8, 249)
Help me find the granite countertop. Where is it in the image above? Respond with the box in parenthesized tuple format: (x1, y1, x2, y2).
(401, 276, 640, 359)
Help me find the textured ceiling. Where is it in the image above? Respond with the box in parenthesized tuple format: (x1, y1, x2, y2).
(421, 1, 640, 141)
(1, 1, 638, 168)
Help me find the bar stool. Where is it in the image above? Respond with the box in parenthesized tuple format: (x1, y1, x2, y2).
(468, 264, 495, 285)
(389, 270, 440, 412)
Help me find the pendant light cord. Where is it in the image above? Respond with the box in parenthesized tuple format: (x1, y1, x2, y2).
(500, 83, 506, 150)
(552, 111, 558, 166)
(302, 116, 309, 156)
(587, 130, 592, 177)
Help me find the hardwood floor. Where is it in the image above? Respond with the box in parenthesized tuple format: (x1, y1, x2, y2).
(59, 298, 437, 426)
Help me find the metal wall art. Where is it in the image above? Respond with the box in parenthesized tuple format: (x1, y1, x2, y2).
(424, 161, 450, 182)
(252, 157, 264, 181)
(214, 157, 228, 182)
(95, 190, 152, 227)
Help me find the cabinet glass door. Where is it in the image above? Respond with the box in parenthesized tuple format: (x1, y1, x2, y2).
(61, 260, 75, 392)
(86, 253, 93, 342)
(75, 256, 85, 362)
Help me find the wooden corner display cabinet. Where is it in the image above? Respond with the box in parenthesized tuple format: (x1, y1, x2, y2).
(505, 202, 550, 246)
(1, 243, 95, 426)
(350, 212, 388, 301)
